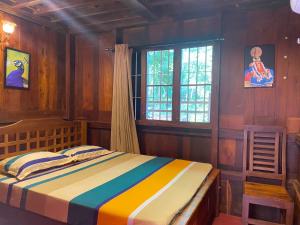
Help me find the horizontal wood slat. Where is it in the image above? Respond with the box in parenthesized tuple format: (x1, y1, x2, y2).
(253, 161, 275, 166)
(254, 133, 276, 138)
(253, 144, 275, 149)
(253, 150, 275, 155)
(254, 138, 276, 144)
(245, 171, 284, 180)
(253, 166, 275, 172)
(248, 218, 285, 225)
(253, 155, 275, 161)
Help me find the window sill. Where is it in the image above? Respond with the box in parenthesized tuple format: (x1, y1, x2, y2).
(136, 120, 212, 137)
(136, 120, 211, 129)
(87, 120, 212, 137)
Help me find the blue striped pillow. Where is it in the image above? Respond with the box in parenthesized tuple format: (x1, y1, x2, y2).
(59, 145, 113, 161)
(0, 151, 73, 180)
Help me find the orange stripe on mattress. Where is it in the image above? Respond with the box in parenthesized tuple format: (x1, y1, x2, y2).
(97, 159, 192, 225)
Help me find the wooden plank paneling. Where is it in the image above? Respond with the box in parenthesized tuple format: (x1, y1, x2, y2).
(219, 139, 237, 167)
(0, 11, 66, 122)
(65, 33, 75, 120)
(74, 32, 115, 122)
(98, 32, 115, 116)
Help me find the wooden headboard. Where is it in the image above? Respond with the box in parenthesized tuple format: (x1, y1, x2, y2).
(0, 118, 87, 160)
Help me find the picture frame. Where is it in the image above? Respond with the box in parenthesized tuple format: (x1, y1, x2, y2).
(4, 47, 31, 90)
(244, 44, 275, 88)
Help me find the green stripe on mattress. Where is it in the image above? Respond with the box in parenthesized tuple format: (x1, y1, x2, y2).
(67, 157, 173, 225)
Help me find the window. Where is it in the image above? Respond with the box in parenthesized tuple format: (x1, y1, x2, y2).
(145, 49, 174, 121)
(180, 46, 213, 123)
(132, 44, 214, 126)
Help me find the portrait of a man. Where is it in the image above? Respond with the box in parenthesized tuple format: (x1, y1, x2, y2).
(244, 45, 275, 88)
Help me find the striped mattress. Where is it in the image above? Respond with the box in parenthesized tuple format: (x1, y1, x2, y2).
(0, 151, 212, 225)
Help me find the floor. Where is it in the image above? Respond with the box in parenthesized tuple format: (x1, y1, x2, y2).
(213, 213, 242, 225)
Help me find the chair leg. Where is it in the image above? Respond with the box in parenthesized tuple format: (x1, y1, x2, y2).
(285, 202, 294, 225)
(280, 208, 285, 224)
(242, 196, 249, 225)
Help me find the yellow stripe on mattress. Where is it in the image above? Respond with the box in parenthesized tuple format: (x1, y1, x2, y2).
(97, 159, 192, 225)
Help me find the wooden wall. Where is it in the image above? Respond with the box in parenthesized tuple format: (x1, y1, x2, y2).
(75, 15, 221, 162)
(75, 32, 115, 123)
(74, 6, 300, 217)
(219, 7, 300, 216)
(0, 12, 66, 122)
(74, 32, 115, 150)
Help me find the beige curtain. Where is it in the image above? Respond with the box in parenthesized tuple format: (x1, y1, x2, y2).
(110, 44, 140, 154)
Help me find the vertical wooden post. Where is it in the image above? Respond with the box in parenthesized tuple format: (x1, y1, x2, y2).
(173, 47, 181, 122)
(140, 50, 147, 121)
(210, 41, 221, 167)
(210, 13, 223, 168)
(81, 120, 87, 145)
(242, 197, 250, 225)
(65, 33, 76, 121)
(216, 171, 221, 217)
(281, 129, 287, 186)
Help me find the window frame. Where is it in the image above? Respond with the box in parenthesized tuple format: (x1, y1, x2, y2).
(139, 42, 219, 129)
(143, 48, 175, 122)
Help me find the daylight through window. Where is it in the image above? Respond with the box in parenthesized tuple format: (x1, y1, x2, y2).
(146, 49, 174, 121)
(140, 44, 214, 124)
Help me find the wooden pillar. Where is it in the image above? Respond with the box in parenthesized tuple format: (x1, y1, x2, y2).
(210, 41, 221, 167)
(65, 33, 76, 120)
(210, 13, 223, 167)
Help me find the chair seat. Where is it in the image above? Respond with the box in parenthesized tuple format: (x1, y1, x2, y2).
(244, 182, 292, 202)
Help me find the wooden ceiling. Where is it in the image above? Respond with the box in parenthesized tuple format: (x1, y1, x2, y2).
(0, 0, 289, 34)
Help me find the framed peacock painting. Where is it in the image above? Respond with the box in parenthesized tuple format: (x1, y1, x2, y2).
(4, 47, 31, 90)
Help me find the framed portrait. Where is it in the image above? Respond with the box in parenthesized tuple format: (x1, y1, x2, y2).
(244, 44, 275, 88)
(4, 47, 31, 90)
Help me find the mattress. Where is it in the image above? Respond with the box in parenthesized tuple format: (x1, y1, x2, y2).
(0, 152, 212, 225)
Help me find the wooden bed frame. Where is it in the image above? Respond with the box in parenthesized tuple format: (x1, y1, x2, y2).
(0, 118, 220, 225)
(0, 118, 87, 160)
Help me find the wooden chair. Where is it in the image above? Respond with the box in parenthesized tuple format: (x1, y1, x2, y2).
(242, 125, 294, 225)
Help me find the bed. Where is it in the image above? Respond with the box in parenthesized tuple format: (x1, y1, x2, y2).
(0, 118, 220, 225)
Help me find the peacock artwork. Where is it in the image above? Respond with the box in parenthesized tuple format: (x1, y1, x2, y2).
(4, 47, 30, 89)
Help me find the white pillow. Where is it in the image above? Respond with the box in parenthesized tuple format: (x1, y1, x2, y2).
(0, 151, 73, 180)
(59, 145, 113, 161)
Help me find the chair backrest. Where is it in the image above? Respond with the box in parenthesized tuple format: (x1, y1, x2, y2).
(242, 125, 287, 186)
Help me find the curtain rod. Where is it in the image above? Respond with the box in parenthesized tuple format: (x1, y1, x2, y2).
(104, 37, 225, 52)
